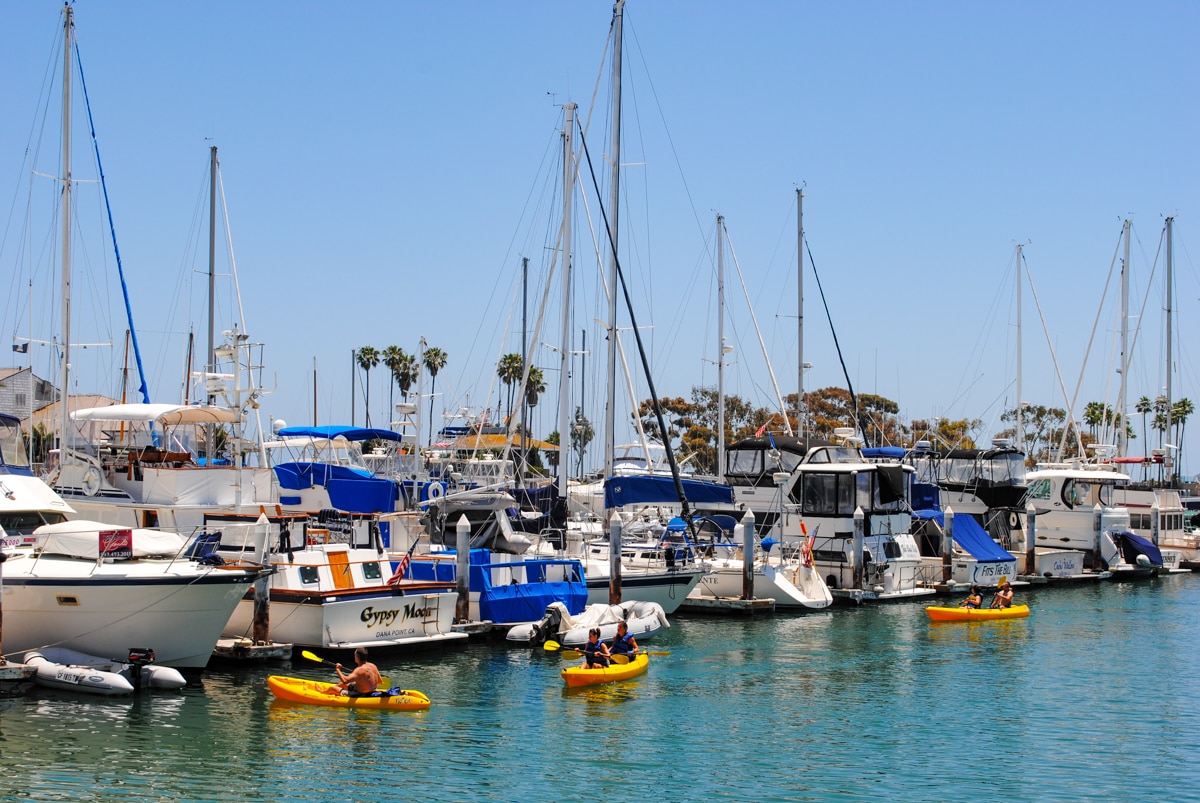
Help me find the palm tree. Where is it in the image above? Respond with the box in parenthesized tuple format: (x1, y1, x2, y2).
(394, 351, 418, 400)
(423, 346, 448, 446)
(356, 346, 380, 427)
(1135, 396, 1152, 480)
(524, 366, 546, 410)
(497, 353, 524, 419)
(1173, 397, 1193, 479)
(381, 345, 406, 424)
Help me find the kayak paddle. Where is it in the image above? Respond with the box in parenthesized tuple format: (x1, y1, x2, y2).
(300, 650, 390, 688)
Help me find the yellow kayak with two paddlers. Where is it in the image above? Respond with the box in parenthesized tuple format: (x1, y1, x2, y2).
(925, 604, 1030, 622)
(561, 653, 650, 687)
(267, 675, 431, 710)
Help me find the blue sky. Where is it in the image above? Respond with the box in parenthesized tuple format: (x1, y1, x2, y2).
(1, 2, 1197, 475)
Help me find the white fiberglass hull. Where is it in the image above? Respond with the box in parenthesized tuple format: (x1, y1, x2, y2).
(583, 563, 705, 614)
(692, 561, 832, 609)
(1, 552, 256, 670)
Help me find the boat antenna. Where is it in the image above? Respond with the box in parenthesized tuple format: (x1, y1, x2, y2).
(576, 122, 697, 539)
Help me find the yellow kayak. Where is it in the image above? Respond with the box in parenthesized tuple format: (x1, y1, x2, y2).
(267, 675, 431, 710)
(561, 653, 649, 688)
(926, 604, 1030, 622)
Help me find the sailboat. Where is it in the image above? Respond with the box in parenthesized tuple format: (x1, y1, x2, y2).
(0, 8, 266, 674)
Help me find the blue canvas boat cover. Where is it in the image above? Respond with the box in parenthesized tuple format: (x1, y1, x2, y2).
(1115, 530, 1164, 566)
(913, 510, 1012, 562)
(862, 446, 906, 460)
(604, 475, 734, 509)
(277, 425, 404, 442)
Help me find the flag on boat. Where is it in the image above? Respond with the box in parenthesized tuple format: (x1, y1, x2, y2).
(755, 422, 768, 437)
(387, 554, 410, 585)
(12, 343, 28, 353)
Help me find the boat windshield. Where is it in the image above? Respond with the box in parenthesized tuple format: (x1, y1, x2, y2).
(0, 417, 30, 469)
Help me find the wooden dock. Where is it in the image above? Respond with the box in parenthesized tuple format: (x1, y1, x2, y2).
(676, 596, 775, 616)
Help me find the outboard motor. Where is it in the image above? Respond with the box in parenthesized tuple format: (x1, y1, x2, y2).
(529, 606, 564, 646)
(126, 648, 155, 692)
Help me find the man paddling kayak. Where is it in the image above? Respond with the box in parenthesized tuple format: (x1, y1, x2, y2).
(336, 647, 383, 697)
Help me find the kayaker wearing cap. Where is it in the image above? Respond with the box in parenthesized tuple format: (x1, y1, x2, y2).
(991, 581, 1015, 609)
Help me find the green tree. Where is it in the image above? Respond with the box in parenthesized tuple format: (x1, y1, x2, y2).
(497, 353, 524, 420)
(381, 345, 406, 424)
(999, 404, 1067, 465)
(356, 346, 380, 427)
(525, 366, 546, 409)
(571, 406, 595, 476)
(423, 346, 448, 446)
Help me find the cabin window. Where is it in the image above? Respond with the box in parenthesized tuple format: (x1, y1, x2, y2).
(1062, 479, 1090, 508)
(363, 562, 383, 581)
(298, 566, 320, 585)
(794, 473, 859, 515)
(727, 450, 762, 474)
(1027, 479, 1051, 500)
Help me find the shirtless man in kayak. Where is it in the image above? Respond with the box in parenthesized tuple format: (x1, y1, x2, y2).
(336, 647, 382, 696)
(991, 581, 1015, 609)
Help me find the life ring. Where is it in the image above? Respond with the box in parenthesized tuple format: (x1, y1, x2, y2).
(1007, 511, 1020, 530)
(426, 482, 445, 502)
(82, 467, 102, 497)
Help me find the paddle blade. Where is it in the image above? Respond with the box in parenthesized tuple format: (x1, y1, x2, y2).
(301, 650, 330, 665)
(560, 649, 582, 659)
(543, 641, 561, 652)
(609, 654, 630, 664)
(644, 650, 670, 656)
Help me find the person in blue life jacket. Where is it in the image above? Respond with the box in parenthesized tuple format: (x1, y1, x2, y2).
(959, 585, 983, 609)
(582, 628, 611, 669)
(610, 620, 639, 657)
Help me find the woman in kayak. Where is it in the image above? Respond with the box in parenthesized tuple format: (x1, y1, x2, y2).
(582, 628, 611, 669)
(336, 647, 382, 696)
(960, 586, 982, 609)
(610, 620, 639, 657)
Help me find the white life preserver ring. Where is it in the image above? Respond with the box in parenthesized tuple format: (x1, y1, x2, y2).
(82, 467, 102, 497)
(426, 482, 445, 502)
(1008, 511, 1020, 530)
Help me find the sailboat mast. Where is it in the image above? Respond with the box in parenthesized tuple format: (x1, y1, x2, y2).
(1015, 243, 1023, 456)
(796, 188, 804, 438)
(1165, 215, 1175, 476)
(603, 0, 625, 480)
(58, 5, 74, 456)
(717, 213, 726, 482)
(205, 145, 218, 462)
(1119, 219, 1131, 456)
(557, 103, 576, 499)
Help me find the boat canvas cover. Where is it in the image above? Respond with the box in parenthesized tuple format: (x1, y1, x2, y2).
(276, 426, 403, 442)
(604, 475, 734, 509)
(72, 403, 238, 425)
(1115, 530, 1164, 566)
(33, 520, 187, 559)
(913, 510, 1012, 563)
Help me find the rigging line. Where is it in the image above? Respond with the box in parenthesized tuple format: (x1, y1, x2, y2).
(803, 239, 862, 443)
(725, 220, 793, 436)
(577, 123, 696, 539)
(75, 41, 150, 407)
(216, 163, 248, 335)
(1053, 228, 1123, 458)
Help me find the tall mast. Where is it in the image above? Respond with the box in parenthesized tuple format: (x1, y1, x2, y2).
(603, 0, 625, 480)
(1118, 219, 1131, 456)
(557, 103, 576, 499)
(206, 146, 218, 461)
(796, 187, 804, 438)
(520, 255, 528, 483)
(716, 213, 726, 482)
(58, 4, 74, 456)
(1165, 215, 1175, 477)
(1015, 242, 1023, 456)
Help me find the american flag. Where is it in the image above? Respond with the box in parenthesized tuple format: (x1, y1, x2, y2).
(387, 554, 410, 585)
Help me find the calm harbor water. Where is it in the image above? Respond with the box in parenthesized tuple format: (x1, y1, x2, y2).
(3, 576, 1200, 802)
